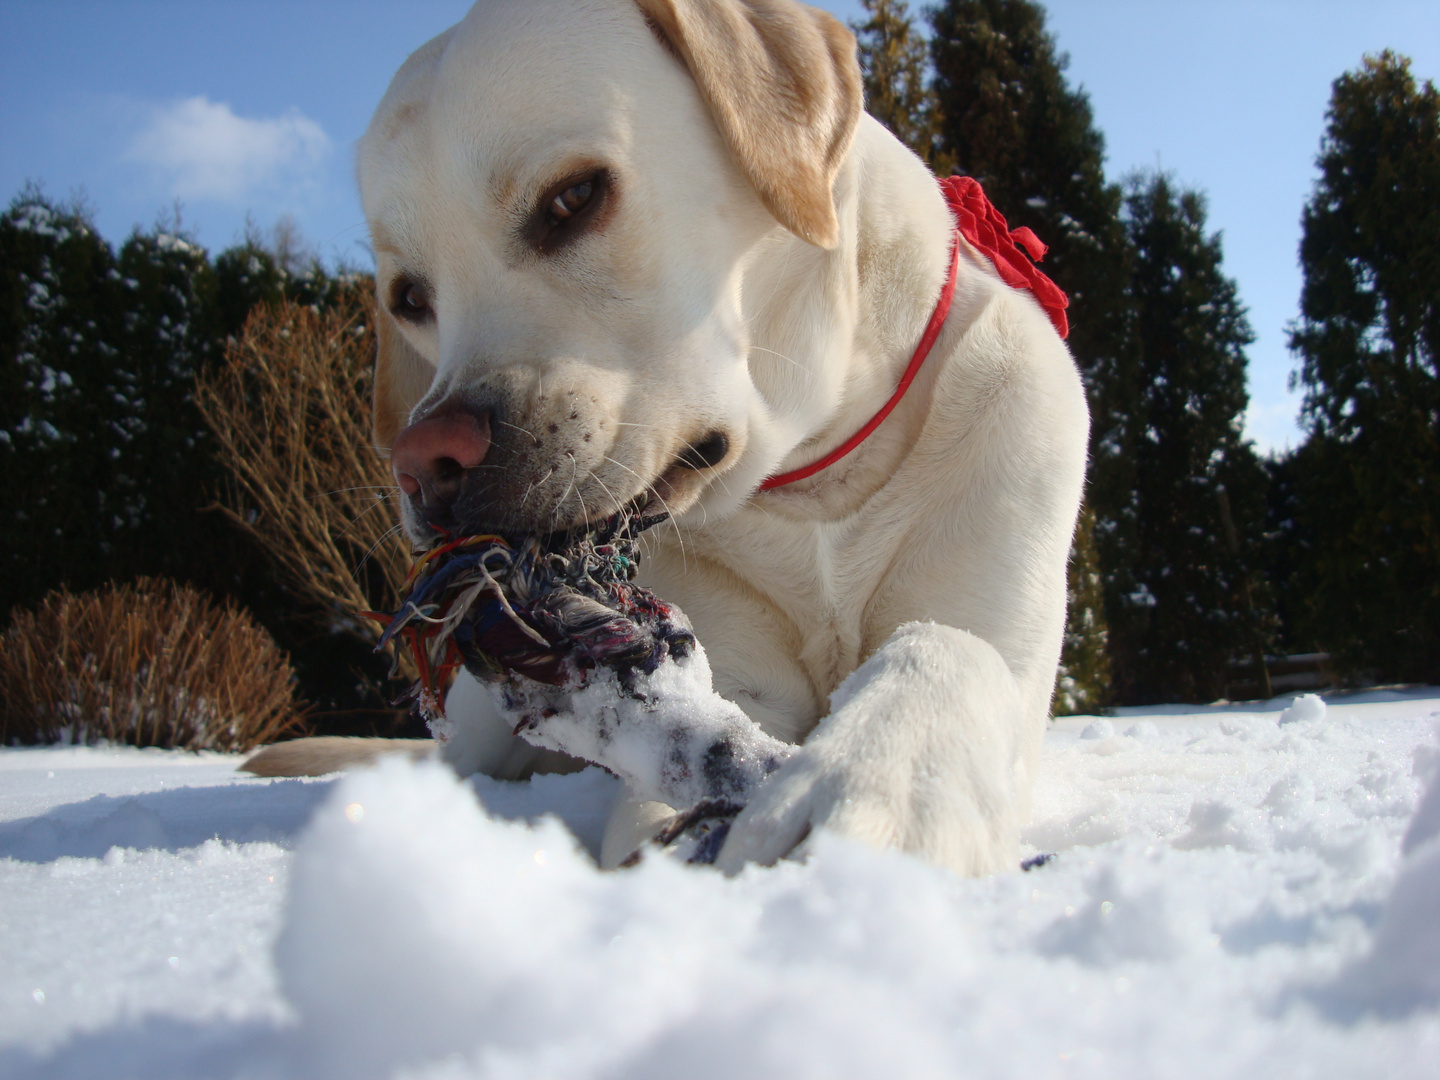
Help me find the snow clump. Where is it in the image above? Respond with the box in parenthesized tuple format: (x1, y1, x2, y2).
(1278, 693, 1327, 726)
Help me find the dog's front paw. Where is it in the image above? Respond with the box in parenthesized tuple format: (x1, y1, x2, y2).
(715, 622, 1031, 876)
(713, 746, 877, 871)
(714, 736, 1021, 875)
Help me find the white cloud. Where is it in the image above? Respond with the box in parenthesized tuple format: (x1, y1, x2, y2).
(1244, 393, 1304, 457)
(126, 96, 330, 204)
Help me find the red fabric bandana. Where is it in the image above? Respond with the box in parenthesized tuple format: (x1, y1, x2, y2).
(943, 175, 1069, 339)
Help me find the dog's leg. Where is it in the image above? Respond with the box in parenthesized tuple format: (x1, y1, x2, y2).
(599, 795, 679, 869)
(239, 672, 585, 780)
(240, 736, 434, 777)
(715, 621, 1033, 876)
(439, 669, 589, 780)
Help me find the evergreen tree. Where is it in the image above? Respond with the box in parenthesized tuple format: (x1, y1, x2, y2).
(1286, 52, 1440, 682)
(1, 191, 132, 608)
(927, 0, 1132, 706)
(851, 0, 949, 169)
(212, 241, 289, 338)
(108, 228, 223, 573)
(1112, 172, 1271, 703)
(0, 195, 246, 611)
(1053, 502, 1111, 714)
(1260, 446, 1316, 668)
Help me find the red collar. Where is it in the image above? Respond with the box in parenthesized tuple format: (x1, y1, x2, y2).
(759, 176, 1068, 491)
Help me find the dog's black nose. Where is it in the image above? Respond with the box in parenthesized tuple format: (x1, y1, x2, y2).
(678, 431, 729, 470)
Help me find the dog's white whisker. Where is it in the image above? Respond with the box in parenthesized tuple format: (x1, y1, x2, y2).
(336, 491, 404, 539)
(598, 454, 657, 502)
(588, 467, 629, 527)
(493, 417, 540, 445)
(601, 454, 690, 573)
(518, 466, 556, 509)
(320, 485, 402, 499)
(748, 343, 814, 379)
(351, 521, 406, 583)
(673, 435, 735, 499)
(552, 453, 580, 526)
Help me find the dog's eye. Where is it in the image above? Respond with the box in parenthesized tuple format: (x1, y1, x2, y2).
(533, 169, 611, 253)
(391, 279, 431, 323)
(548, 180, 594, 224)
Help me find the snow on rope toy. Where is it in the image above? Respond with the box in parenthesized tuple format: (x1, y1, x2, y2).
(369, 511, 792, 864)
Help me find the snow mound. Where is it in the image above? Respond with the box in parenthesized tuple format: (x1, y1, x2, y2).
(1333, 718, 1440, 1015)
(0, 779, 330, 862)
(5, 692, 1440, 1079)
(1341, 836, 1440, 1015)
(269, 699, 1440, 1080)
(1401, 726, 1440, 856)
(277, 756, 957, 1080)
(1279, 693, 1327, 726)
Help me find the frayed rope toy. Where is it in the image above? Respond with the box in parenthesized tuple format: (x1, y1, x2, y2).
(366, 511, 694, 725)
(368, 511, 791, 866)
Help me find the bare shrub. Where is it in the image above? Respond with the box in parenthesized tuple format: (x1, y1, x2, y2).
(0, 579, 306, 750)
(194, 292, 414, 679)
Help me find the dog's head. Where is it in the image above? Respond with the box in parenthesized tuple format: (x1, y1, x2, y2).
(360, 0, 860, 545)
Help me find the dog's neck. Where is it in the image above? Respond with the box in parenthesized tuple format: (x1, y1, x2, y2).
(739, 117, 968, 519)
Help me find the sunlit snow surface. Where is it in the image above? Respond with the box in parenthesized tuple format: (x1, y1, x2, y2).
(2, 690, 1438, 1079)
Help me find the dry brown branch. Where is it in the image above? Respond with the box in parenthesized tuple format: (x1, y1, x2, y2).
(0, 579, 306, 751)
(194, 292, 414, 679)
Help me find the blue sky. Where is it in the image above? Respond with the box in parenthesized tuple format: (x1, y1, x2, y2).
(3, 1, 1437, 454)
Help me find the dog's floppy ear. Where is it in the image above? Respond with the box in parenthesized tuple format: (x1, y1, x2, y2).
(373, 309, 435, 450)
(636, 0, 862, 249)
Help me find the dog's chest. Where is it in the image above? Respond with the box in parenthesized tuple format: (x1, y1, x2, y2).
(641, 510, 900, 739)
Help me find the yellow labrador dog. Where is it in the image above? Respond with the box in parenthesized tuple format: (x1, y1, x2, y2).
(251, 0, 1087, 877)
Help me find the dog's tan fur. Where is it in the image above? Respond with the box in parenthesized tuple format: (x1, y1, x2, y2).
(634, 0, 862, 247)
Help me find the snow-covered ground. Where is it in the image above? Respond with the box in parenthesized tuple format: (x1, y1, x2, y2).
(2, 689, 1438, 1079)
